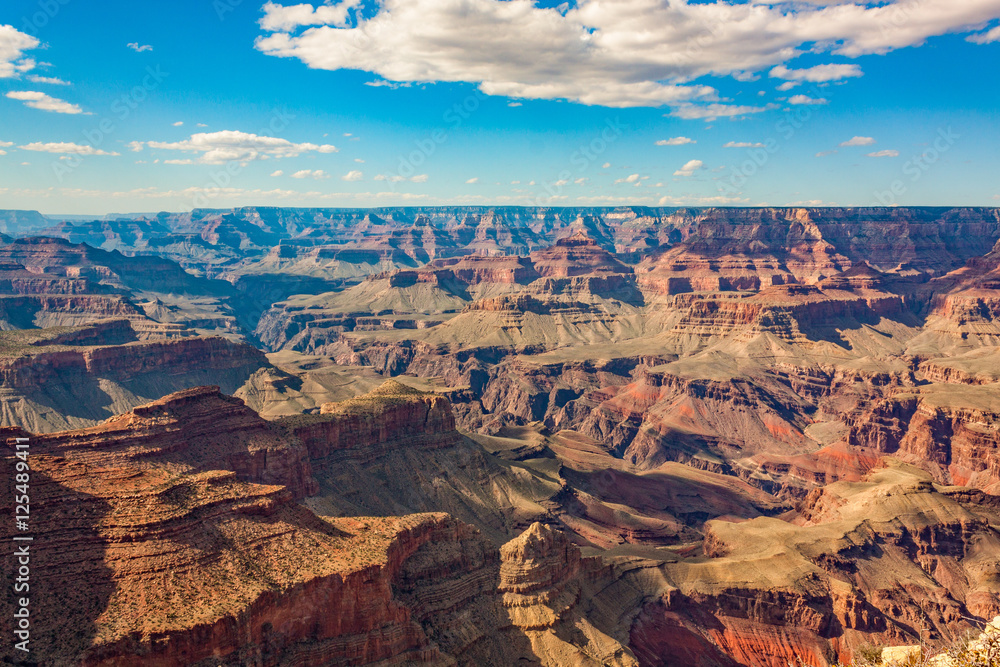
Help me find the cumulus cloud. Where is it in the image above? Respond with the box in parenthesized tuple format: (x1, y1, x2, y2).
(6, 91, 85, 114)
(674, 160, 704, 177)
(142, 130, 339, 164)
(172, 121, 184, 127)
(656, 137, 695, 146)
(255, 0, 1000, 109)
(19, 142, 119, 156)
(968, 26, 1000, 43)
(724, 141, 765, 148)
(271, 170, 284, 177)
(0, 25, 38, 78)
(292, 169, 329, 179)
(127, 42, 153, 52)
(465, 177, 479, 184)
(259, 1, 362, 32)
(788, 94, 828, 105)
(770, 63, 863, 82)
(342, 169, 364, 181)
(840, 136, 876, 146)
(868, 149, 900, 157)
(614, 174, 642, 185)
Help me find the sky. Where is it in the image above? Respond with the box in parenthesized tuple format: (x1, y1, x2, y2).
(1, 0, 1000, 215)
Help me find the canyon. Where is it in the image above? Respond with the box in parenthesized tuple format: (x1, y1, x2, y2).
(5, 205, 1000, 665)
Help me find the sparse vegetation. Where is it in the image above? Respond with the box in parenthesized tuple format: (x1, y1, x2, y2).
(835, 626, 1000, 667)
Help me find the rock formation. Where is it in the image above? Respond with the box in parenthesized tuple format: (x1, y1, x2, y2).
(8, 206, 1000, 665)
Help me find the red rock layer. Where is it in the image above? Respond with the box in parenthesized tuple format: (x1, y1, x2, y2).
(28, 386, 318, 499)
(529, 233, 631, 278)
(0, 334, 267, 389)
(280, 380, 459, 463)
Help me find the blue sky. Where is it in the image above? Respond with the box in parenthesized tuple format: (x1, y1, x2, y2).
(1, 0, 999, 214)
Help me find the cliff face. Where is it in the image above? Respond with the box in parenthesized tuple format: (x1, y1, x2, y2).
(628, 463, 1000, 667)
(0, 385, 626, 667)
(283, 380, 458, 462)
(32, 385, 318, 499)
(0, 236, 256, 336)
(845, 386, 1000, 492)
(669, 285, 909, 342)
(0, 324, 270, 433)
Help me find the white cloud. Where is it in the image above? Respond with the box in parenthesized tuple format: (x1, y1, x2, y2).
(127, 43, 153, 53)
(601, 163, 610, 169)
(0, 141, 12, 148)
(867, 149, 900, 158)
(466, 177, 479, 184)
(656, 137, 695, 146)
(271, 170, 284, 177)
(375, 174, 426, 183)
(614, 174, 645, 184)
(840, 136, 876, 147)
(255, 0, 1000, 109)
(172, 121, 184, 127)
(776, 81, 798, 92)
(816, 150, 838, 157)
(968, 26, 1000, 43)
(670, 103, 772, 120)
(770, 63, 863, 83)
(259, 1, 362, 32)
(26, 75, 69, 85)
(788, 94, 828, 105)
(143, 130, 339, 165)
(163, 159, 195, 165)
(127, 141, 144, 152)
(674, 160, 704, 177)
(19, 142, 119, 156)
(0, 25, 39, 78)
(197, 123, 208, 127)
(658, 194, 749, 206)
(342, 169, 364, 181)
(508, 102, 523, 107)
(292, 169, 330, 179)
(6, 91, 85, 114)
(724, 141, 765, 148)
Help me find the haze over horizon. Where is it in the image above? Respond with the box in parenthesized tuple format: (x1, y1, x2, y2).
(2, 0, 1000, 214)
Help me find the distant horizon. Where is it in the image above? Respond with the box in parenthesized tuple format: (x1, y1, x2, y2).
(13, 203, 1000, 220)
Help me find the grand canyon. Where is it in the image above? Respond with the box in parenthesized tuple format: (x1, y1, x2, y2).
(5, 205, 1000, 665)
